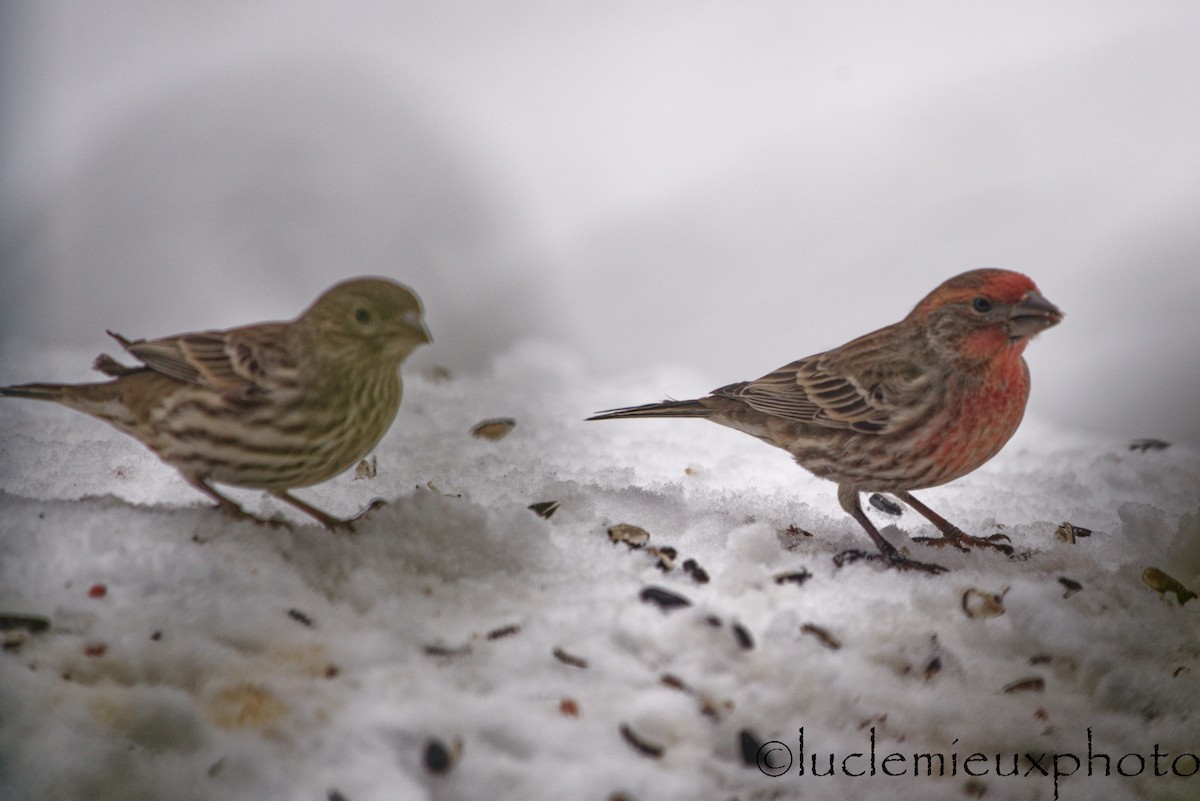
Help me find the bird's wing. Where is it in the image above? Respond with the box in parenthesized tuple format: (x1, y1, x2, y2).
(111, 325, 295, 399)
(712, 341, 936, 435)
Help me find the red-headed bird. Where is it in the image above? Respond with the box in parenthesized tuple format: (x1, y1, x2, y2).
(589, 269, 1062, 573)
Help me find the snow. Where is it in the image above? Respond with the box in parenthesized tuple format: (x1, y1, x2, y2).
(2, 339, 1198, 801)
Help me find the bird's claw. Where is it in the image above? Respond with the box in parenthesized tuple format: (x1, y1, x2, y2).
(913, 530, 1014, 556)
(833, 548, 947, 575)
(325, 498, 388, 534)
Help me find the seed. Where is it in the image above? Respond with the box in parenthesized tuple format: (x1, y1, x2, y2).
(647, 546, 677, 572)
(682, 558, 710, 584)
(731, 622, 754, 651)
(962, 588, 1007, 619)
(868, 493, 903, 515)
(1057, 577, 1082, 598)
(485, 624, 521, 641)
(639, 586, 691, 611)
(423, 643, 472, 658)
(739, 730, 762, 767)
(470, 418, 516, 441)
(1141, 567, 1197, 605)
(353, 455, 377, 480)
(0, 614, 50, 633)
(774, 569, 812, 587)
(608, 523, 650, 548)
(619, 723, 664, 759)
(1128, 438, 1170, 452)
(552, 647, 588, 669)
(423, 738, 455, 774)
(287, 608, 314, 627)
(527, 500, 560, 518)
(1003, 677, 1045, 694)
(800, 623, 841, 650)
(1055, 522, 1092, 543)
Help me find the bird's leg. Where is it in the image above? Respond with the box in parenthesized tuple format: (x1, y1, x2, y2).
(269, 490, 386, 533)
(835, 486, 946, 574)
(184, 476, 291, 530)
(897, 491, 1013, 555)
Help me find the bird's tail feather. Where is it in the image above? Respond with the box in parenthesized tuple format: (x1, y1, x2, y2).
(588, 399, 710, 421)
(0, 383, 69, 402)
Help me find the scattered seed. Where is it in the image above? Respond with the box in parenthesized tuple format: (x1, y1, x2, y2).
(470, 417, 516, 441)
(327, 792, 348, 801)
(528, 500, 560, 519)
(739, 730, 762, 767)
(1058, 577, 1083, 598)
(869, 493, 903, 516)
(732, 622, 754, 651)
(774, 569, 812, 587)
(1003, 677, 1045, 694)
(619, 723, 664, 759)
(0, 614, 50, 633)
(800, 623, 842, 650)
(207, 758, 226, 778)
(964, 778, 987, 797)
(645, 546, 677, 572)
(1029, 655, 1053, 665)
(639, 586, 691, 611)
(1055, 522, 1093, 544)
(422, 365, 453, 383)
(88, 584, 107, 599)
(1174, 666, 1189, 678)
(660, 673, 688, 691)
(962, 588, 1007, 619)
(832, 549, 873, 568)
(553, 647, 588, 669)
(423, 643, 472, 658)
(150, 630, 163, 641)
(324, 665, 340, 679)
(559, 698, 580, 717)
(703, 614, 722, 628)
(923, 656, 942, 681)
(1034, 707, 1049, 721)
(84, 643, 107, 658)
(1129, 438, 1170, 452)
(608, 523, 650, 549)
(287, 608, 314, 627)
(681, 558, 710, 584)
(779, 524, 814, 550)
(2, 632, 26, 651)
(423, 738, 455, 774)
(1142, 567, 1197, 605)
(353, 455, 377, 480)
(485, 624, 521, 641)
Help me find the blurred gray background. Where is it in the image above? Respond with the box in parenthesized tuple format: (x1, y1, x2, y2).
(2, 1, 1198, 444)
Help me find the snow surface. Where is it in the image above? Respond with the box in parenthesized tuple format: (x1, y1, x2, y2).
(1, 339, 1198, 801)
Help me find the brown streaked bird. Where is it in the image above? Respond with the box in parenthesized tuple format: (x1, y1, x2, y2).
(589, 269, 1063, 573)
(0, 277, 431, 530)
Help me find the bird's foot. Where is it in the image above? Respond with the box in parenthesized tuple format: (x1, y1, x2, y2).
(913, 527, 1013, 556)
(833, 547, 947, 575)
(212, 500, 294, 531)
(325, 498, 388, 533)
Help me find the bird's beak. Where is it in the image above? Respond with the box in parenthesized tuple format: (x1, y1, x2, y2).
(416, 322, 433, 345)
(1006, 290, 1063, 340)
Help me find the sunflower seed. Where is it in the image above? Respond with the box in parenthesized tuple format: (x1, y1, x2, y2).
(639, 586, 691, 611)
(608, 523, 650, 548)
(470, 418, 516, 441)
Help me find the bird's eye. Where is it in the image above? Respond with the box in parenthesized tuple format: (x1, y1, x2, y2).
(354, 308, 371, 324)
(971, 297, 992, 313)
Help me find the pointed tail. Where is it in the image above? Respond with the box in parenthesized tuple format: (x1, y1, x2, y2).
(0, 383, 70, 402)
(587, 398, 711, 421)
